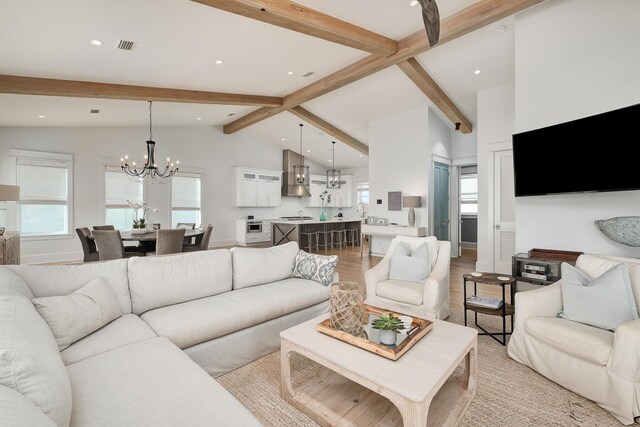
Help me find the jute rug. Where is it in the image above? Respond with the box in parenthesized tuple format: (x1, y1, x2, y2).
(218, 309, 639, 426)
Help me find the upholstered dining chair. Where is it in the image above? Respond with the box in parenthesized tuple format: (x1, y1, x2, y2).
(92, 230, 143, 261)
(92, 225, 115, 230)
(146, 228, 186, 256)
(76, 227, 99, 262)
(176, 223, 196, 229)
(93, 225, 145, 254)
(183, 224, 213, 252)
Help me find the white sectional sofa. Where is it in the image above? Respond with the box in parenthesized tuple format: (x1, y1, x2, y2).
(0, 242, 335, 426)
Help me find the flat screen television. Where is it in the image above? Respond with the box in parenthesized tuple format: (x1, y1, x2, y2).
(512, 103, 640, 197)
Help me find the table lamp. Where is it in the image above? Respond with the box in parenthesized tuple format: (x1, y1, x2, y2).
(403, 196, 422, 227)
(0, 185, 20, 235)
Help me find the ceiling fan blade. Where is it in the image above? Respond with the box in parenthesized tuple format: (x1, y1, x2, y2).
(419, 0, 440, 47)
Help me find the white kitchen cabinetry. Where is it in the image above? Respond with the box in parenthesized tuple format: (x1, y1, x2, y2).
(235, 168, 282, 207)
(307, 174, 354, 208)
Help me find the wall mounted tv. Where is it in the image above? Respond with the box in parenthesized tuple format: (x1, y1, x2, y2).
(512, 103, 640, 197)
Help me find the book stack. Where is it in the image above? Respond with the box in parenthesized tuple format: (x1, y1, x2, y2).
(466, 295, 503, 309)
(521, 263, 552, 281)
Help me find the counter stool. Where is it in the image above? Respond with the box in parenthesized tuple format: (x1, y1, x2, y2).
(332, 229, 347, 250)
(300, 231, 317, 252)
(316, 230, 334, 251)
(346, 228, 360, 247)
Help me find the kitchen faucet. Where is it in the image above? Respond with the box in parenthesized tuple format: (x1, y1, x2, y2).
(298, 210, 304, 222)
(356, 203, 366, 219)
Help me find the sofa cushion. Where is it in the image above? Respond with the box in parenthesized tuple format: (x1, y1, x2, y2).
(60, 314, 157, 366)
(560, 263, 638, 331)
(231, 242, 299, 290)
(390, 236, 438, 269)
(141, 277, 329, 349)
(577, 253, 640, 317)
(0, 385, 56, 427)
(292, 250, 338, 286)
(376, 279, 424, 305)
(0, 267, 35, 301)
(388, 242, 430, 283)
(128, 250, 233, 315)
(525, 317, 614, 365)
(0, 297, 72, 426)
(7, 259, 131, 314)
(66, 337, 261, 427)
(33, 277, 124, 351)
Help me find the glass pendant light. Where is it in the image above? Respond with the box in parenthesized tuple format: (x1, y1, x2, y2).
(326, 141, 341, 189)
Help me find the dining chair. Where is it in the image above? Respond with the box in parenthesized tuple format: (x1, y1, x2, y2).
(92, 225, 115, 230)
(92, 230, 143, 261)
(183, 224, 213, 252)
(93, 225, 145, 254)
(147, 229, 186, 256)
(76, 227, 99, 262)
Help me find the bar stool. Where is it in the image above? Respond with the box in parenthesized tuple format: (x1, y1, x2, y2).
(316, 230, 334, 251)
(300, 231, 317, 252)
(332, 228, 347, 250)
(346, 227, 360, 247)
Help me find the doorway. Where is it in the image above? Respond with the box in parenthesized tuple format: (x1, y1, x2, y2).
(459, 165, 478, 261)
(493, 150, 516, 274)
(433, 162, 450, 241)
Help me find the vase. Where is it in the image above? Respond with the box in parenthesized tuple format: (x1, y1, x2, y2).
(379, 329, 397, 346)
(329, 282, 367, 337)
(319, 208, 328, 221)
(131, 228, 149, 235)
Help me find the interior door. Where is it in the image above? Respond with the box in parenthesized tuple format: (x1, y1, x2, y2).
(493, 150, 516, 274)
(433, 162, 449, 240)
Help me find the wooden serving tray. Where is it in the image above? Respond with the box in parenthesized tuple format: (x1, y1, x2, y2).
(316, 305, 433, 361)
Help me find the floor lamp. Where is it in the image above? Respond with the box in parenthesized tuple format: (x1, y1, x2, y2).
(0, 185, 20, 235)
(403, 196, 422, 227)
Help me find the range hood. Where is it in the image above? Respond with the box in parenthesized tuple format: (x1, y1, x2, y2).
(282, 149, 311, 197)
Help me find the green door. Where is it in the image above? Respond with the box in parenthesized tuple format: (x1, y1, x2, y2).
(434, 162, 449, 241)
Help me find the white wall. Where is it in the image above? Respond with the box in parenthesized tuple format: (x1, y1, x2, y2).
(451, 128, 477, 161)
(514, 0, 640, 257)
(369, 106, 430, 228)
(0, 125, 344, 263)
(476, 83, 515, 272)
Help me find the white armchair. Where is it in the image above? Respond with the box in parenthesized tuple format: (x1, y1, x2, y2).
(508, 253, 640, 425)
(364, 236, 450, 320)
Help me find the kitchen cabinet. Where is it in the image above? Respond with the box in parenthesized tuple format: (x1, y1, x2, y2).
(306, 174, 354, 208)
(235, 168, 282, 207)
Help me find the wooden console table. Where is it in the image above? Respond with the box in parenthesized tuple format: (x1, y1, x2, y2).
(360, 224, 427, 257)
(0, 232, 20, 265)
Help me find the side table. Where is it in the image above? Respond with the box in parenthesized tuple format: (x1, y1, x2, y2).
(463, 272, 515, 346)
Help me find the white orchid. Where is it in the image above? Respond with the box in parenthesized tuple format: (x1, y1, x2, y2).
(127, 200, 158, 229)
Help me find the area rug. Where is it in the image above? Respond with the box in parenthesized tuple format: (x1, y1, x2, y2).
(218, 308, 638, 427)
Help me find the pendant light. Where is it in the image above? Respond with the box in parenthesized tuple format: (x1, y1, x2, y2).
(121, 101, 179, 183)
(293, 123, 310, 188)
(326, 141, 341, 189)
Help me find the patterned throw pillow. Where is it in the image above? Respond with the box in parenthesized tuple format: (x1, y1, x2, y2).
(292, 250, 338, 286)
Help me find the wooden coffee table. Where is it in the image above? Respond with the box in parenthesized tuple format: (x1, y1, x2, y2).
(280, 315, 478, 427)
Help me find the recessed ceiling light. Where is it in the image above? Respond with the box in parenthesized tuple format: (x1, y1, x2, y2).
(409, 0, 419, 6)
(287, 71, 294, 75)
(328, 159, 332, 162)
(196, 117, 203, 120)
(307, 149, 311, 153)
(90, 40, 103, 46)
(474, 69, 481, 75)
(215, 60, 224, 65)
(281, 138, 286, 141)
(359, 154, 363, 157)
(497, 25, 507, 33)
(37, 115, 46, 118)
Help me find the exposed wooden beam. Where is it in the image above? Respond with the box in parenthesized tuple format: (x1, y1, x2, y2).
(192, 0, 398, 56)
(0, 75, 283, 107)
(289, 106, 368, 156)
(397, 58, 473, 133)
(224, 0, 546, 134)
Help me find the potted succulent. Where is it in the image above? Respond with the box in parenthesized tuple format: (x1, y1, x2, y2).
(128, 200, 158, 234)
(371, 312, 405, 346)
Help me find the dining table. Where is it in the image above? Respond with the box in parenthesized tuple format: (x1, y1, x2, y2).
(91, 228, 205, 252)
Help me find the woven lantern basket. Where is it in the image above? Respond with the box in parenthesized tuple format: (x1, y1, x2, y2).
(329, 282, 368, 336)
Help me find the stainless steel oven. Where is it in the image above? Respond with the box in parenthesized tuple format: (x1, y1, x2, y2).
(246, 221, 262, 233)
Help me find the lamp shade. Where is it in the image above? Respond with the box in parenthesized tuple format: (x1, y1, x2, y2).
(0, 185, 20, 201)
(403, 196, 422, 208)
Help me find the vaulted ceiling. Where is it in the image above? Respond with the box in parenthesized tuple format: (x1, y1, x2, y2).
(0, 0, 529, 168)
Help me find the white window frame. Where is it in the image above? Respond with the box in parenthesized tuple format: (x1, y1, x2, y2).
(100, 160, 147, 228)
(169, 169, 204, 228)
(460, 173, 478, 216)
(356, 181, 369, 208)
(10, 149, 74, 241)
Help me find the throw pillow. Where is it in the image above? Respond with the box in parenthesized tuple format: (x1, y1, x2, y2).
(292, 250, 338, 286)
(388, 242, 431, 283)
(33, 277, 123, 351)
(559, 262, 639, 331)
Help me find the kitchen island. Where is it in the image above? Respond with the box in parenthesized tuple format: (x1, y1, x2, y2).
(271, 219, 362, 250)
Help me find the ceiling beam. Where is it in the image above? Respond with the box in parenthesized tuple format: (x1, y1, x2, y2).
(0, 75, 283, 107)
(224, 0, 546, 134)
(289, 106, 368, 156)
(397, 58, 473, 133)
(192, 0, 398, 56)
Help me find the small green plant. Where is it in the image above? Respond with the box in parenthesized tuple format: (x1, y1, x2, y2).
(371, 313, 405, 333)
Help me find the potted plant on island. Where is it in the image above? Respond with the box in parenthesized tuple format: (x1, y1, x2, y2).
(371, 312, 405, 346)
(128, 200, 158, 234)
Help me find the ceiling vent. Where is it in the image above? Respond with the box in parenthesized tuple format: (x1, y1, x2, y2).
(302, 71, 314, 78)
(90, 109, 100, 114)
(116, 39, 136, 51)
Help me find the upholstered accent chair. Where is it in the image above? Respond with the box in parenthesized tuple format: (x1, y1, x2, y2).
(364, 236, 451, 320)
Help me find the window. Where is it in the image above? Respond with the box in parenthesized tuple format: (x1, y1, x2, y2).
(13, 150, 73, 237)
(104, 165, 144, 230)
(357, 181, 369, 208)
(172, 173, 201, 227)
(460, 174, 478, 214)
